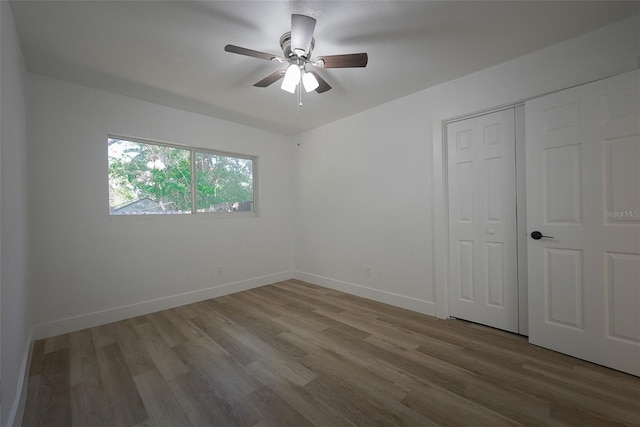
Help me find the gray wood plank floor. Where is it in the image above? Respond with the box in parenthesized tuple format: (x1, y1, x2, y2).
(23, 280, 640, 426)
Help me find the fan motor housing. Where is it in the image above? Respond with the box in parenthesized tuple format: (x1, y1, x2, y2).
(279, 32, 315, 60)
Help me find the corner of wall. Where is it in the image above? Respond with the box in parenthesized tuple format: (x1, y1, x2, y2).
(5, 328, 33, 427)
(1, 1, 34, 425)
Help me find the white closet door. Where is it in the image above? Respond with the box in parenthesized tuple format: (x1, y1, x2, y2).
(526, 69, 640, 376)
(447, 109, 519, 333)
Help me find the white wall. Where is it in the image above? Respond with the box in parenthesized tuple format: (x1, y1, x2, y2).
(293, 16, 640, 316)
(0, 1, 31, 426)
(293, 101, 437, 314)
(27, 75, 295, 338)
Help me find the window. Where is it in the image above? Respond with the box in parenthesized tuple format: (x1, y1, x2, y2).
(108, 137, 255, 215)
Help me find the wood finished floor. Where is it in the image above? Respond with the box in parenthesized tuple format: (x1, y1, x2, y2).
(24, 280, 640, 427)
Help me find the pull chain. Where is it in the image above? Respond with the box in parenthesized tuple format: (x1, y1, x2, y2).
(296, 82, 303, 116)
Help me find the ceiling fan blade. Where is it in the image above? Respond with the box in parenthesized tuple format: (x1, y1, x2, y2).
(315, 53, 368, 68)
(224, 44, 280, 61)
(308, 71, 331, 93)
(253, 70, 285, 87)
(291, 14, 316, 56)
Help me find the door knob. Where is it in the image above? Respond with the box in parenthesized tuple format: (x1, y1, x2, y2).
(531, 231, 554, 240)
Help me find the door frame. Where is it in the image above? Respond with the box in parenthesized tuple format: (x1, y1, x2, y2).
(433, 101, 528, 335)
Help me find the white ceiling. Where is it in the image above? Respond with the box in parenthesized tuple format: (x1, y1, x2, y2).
(10, 1, 639, 135)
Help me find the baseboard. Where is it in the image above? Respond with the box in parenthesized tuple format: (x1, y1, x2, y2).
(33, 271, 293, 340)
(293, 271, 436, 316)
(6, 327, 34, 427)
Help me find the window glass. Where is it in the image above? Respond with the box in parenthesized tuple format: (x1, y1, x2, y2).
(195, 152, 254, 212)
(108, 137, 255, 216)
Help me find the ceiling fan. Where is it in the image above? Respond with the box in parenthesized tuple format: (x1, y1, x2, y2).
(224, 14, 368, 95)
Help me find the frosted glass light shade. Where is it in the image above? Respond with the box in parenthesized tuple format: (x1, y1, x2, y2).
(281, 64, 301, 93)
(302, 71, 319, 92)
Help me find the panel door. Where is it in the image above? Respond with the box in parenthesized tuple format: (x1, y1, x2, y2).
(526, 69, 640, 376)
(447, 109, 519, 333)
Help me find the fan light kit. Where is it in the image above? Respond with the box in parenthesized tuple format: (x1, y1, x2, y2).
(225, 14, 368, 106)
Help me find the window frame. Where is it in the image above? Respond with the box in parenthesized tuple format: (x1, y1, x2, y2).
(108, 134, 258, 218)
